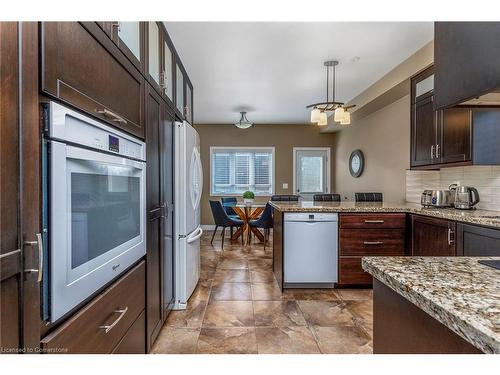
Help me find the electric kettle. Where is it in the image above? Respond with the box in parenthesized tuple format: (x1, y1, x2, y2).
(449, 184, 480, 210)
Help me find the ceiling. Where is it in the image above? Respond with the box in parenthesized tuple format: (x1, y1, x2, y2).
(165, 22, 433, 125)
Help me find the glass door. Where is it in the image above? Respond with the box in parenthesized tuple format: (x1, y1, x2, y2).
(162, 37, 174, 105)
(161, 110, 175, 311)
(115, 22, 142, 70)
(148, 22, 161, 90)
(175, 63, 185, 117)
(294, 148, 330, 200)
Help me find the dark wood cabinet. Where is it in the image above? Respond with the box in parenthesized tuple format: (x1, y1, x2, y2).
(410, 65, 472, 169)
(434, 22, 500, 110)
(411, 215, 456, 256)
(338, 214, 406, 286)
(456, 223, 500, 256)
(41, 22, 145, 139)
(0, 22, 41, 353)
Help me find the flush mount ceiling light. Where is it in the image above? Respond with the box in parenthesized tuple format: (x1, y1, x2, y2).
(234, 111, 253, 129)
(307, 60, 355, 126)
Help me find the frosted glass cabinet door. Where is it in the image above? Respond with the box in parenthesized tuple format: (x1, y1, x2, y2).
(148, 22, 161, 86)
(118, 22, 141, 62)
(163, 40, 173, 101)
(186, 83, 192, 123)
(176, 65, 184, 114)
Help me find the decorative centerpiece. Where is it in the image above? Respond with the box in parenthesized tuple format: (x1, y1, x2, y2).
(242, 191, 255, 205)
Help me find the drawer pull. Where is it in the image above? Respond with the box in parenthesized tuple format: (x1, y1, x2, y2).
(99, 307, 128, 334)
(96, 108, 127, 124)
(364, 220, 385, 224)
(363, 241, 384, 245)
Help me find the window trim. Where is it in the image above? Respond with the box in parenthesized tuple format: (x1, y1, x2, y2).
(210, 146, 275, 197)
(292, 147, 331, 195)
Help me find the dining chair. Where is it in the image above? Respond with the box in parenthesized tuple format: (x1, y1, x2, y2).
(313, 193, 341, 202)
(270, 195, 299, 201)
(248, 203, 274, 250)
(221, 197, 239, 237)
(209, 200, 244, 249)
(355, 192, 383, 202)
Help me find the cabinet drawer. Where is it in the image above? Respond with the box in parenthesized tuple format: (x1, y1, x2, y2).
(112, 310, 146, 354)
(41, 22, 145, 139)
(340, 229, 405, 256)
(339, 257, 372, 285)
(340, 214, 406, 229)
(41, 261, 145, 354)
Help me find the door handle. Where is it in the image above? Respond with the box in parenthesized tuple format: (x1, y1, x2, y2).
(436, 144, 440, 159)
(24, 233, 43, 283)
(430, 145, 435, 159)
(448, 228, 455, 245)
(96, 108, 127, 124)
(187, 227, 203, 243)
(364, 220, 384, 224)
(99, 307, 128, 334)
(363, 241, 384, 245)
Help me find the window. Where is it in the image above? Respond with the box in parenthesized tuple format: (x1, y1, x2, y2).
(210, 147, 274, 196)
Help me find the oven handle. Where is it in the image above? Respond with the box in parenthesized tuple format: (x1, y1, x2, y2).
(187, 226, 203, 244)
(66, 145, 145, 170)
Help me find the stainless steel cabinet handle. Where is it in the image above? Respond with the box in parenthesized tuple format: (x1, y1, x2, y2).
(364, 220, 385, 224)
(96, 108, 127, 124)
(436, 144, 440, 159)
(99, 307, 128, 334)
(430, 145, 435, 159)
(448, 228, 454, 245)
(24, 233, 43, 283)
(364, 241, 384, 245)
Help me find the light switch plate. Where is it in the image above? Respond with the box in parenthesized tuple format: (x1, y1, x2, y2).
(282, 183, 288, 189)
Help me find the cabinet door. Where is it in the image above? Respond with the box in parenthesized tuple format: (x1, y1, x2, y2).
(411, 96, 437, 167)
(41, 22, 145, 138)
(162, 35, 174, 106)
(185, 78, 193, 124)
(112, 22, 144, 72)
(145, 85, 163, 350)
(175, 63, 185, 118)
(438, 107, 472, 164)
(412, 215, 456, 256)
(147, 22, 162, 93)
(456, 223, 500, 256)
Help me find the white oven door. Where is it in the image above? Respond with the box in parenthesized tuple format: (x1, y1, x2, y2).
(50, 141, 146, 322)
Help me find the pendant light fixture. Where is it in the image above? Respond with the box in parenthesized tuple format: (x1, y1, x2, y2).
(307, 60, 355, 126)
(234, 111, 253, 129)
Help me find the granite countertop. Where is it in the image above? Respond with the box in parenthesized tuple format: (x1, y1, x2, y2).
(362, 256, 500, 354)
(269, 201, 500, 228)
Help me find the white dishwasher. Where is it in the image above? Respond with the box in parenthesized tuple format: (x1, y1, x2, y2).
(284, 212, 338, 286)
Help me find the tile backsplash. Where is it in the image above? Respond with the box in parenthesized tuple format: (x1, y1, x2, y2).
(406, 166, 500, 210)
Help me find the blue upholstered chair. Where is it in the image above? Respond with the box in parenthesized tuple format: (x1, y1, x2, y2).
(248, 203, 274, 250)
(209, 200, 244, 249)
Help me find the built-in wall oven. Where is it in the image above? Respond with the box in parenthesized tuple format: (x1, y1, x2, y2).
(43, 102, 146, 322)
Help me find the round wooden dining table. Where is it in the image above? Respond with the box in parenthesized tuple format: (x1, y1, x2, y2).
(223, 202, 266, 245)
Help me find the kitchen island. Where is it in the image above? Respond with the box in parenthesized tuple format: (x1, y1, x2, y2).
(362, 256, 500, 354)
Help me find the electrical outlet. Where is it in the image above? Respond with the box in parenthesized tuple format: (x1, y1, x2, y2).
(282, 183, 288, 189)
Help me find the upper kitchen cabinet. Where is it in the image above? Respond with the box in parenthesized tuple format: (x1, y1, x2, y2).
(112, 22, 145, 72)
(41, 22, 145, 138)
(147, 22, 175, 108)
(410, 65, 472, 169)
(434, 22, 500, 110)
(175, 62, 185, 119)
(185, 75, 194, 124)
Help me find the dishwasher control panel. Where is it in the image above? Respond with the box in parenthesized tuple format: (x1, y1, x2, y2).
(284, 212, 338, 222)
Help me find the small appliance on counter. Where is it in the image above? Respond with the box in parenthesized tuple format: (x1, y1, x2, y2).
(420, 190, 454, 208)
(449, 184, 480, 210)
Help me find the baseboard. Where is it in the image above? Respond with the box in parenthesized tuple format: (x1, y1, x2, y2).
(201, 225, 216, 231)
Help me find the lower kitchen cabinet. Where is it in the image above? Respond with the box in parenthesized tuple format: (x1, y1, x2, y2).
(40, 261, 146, 354)
(411, 215, 456, 256)
(456, 223, 500, 256)
(338, 214, 406, 286)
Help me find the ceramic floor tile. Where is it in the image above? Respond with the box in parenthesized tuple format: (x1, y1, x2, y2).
(202, 301, 255, 327)
(282, 289, 341, 301)
(253, 301, 307, 327)
(297, 300, 356, 326)
(346, 300, 373, 324)
(218, 258, 249, 270)
(250, 269, 276, 283)
(255, 327, 320, 354)
(150, 327, 200, 354)
(337, 289, 373, 301)
(248, 258, 273, 271)
(210, 282, 252, 301)
(310, 324, 372, 354)
(197, 327, 257, 354)
(166, 298, 208, 328)
(251, 282, 283, 301)
(213, 269, 251, 283)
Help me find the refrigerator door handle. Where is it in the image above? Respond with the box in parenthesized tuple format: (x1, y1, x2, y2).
(186, 226, 203, 244)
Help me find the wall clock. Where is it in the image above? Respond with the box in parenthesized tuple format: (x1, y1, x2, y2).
(349, 149, 364, 178)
